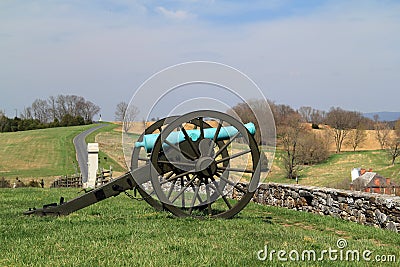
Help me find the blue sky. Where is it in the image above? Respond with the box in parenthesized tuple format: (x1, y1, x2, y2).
(1, 0, 400, 120)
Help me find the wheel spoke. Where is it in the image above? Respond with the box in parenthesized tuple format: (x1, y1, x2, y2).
(167, 179, 177, 199)
(180, 177, 185, 207)
(157, 160, 195, 167)
(199, 117, 204, 139)
(160, 170, 194, 185)
(218, 166, 254, 173)
(171, 174, 198, 203)
(215, 149, 252, 164)
(180, 125, 200, 157)
(188, 185, 200, 214)
(164, 139, 196, 161)
(205, 180, 212, 215)
(163, 170, 174, 180)
(207, 119, 223, 157)
(214, 131, 240, 158)
(138, 157, 149, 161)
(215, 172, 247, 194)
(208, 180, 232, 209)
(190, 183, 203, 203)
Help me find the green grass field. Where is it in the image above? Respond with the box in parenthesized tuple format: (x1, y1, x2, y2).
(0, 125, 97, 179)
(0, 188, 399, 266)
(0, 124, 126, 183)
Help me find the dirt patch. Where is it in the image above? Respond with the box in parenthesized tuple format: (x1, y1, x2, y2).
(95, 132, 126, 168)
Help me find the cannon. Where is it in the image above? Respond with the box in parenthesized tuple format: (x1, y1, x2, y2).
(24, 110, 262, 219)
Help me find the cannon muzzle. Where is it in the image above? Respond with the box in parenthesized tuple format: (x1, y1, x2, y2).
(135, 122, 256, 153)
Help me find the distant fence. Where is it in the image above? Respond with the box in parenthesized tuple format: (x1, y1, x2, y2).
(51, 174, 82, 188)
(0, 169, 113, 189)
(50, 168, 113, 188)
(95, 167, 113, 186)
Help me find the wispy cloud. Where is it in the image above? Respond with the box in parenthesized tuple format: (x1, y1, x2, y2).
(156, 6, 196, 21)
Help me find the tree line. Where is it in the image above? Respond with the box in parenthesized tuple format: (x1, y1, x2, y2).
(229, 100, 400, 179)
(0, 95, 100, 132)
(113, 99, 400, 180)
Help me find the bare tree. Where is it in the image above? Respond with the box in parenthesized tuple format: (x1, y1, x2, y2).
(20, 107, 33, 120)
(115, 102, 128, 122)
(396, 119, 400, 137)
(299, 107, 326, 128)
(44, 95, 100, 123)
(82, 100, 100, 122)
(297, 132, 330, 165)
(373, 115, 391, 149)
(271, 103, 296, 126)
(227, 101, 257, 141)
(387, 119, 400, 165)
(345, 125, 367, 151)
(325, 107, 362, 153)
(279, 114, 305, 179)
(31, 99, 49, 123)
(47, 96, 57, 122)
(115, 102, 139, 133)
(298, 106, 313, 122)
(227, 99, 275, 145)
(387, 137, 400, 165)
(310, 109, 326, 126)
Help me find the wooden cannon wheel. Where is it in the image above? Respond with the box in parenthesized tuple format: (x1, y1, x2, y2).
(149, 110, 261, 218)
(130, 114, 230, 213)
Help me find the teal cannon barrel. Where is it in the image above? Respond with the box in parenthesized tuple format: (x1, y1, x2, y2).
(135, 122, 256, 153)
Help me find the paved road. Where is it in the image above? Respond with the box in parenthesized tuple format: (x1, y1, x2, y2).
(73, 124, 108, 182)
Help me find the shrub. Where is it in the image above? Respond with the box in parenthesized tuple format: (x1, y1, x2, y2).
(27, 180, 40, 187)
(298, 132, 330, 165)
(311, 123, 319, 129)
(0, 177, 11, 188)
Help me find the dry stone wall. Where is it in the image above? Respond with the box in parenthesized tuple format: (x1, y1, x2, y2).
(233, 183, 400, 232)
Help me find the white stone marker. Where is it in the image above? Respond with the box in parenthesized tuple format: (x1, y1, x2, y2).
(86, 143, 99, 188)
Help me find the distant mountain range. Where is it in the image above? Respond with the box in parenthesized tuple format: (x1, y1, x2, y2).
(363, 112, 400, 122)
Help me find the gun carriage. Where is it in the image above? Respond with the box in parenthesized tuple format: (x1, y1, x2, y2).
(25, 110, 262, 219)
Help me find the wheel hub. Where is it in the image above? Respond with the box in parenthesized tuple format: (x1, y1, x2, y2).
(195, 156, 217, 177)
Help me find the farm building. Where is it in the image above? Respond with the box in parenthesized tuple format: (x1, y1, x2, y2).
(350, 168, 399, 195)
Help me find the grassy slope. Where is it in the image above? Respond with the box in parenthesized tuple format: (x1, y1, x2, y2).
(0, 125, 97, 179)
(266, 150, 400, 188)
(1, 188, 399, 266)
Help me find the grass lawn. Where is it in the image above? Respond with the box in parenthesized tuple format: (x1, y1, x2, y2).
(0, 125, 98, 180)
(0, 188, 399, 266)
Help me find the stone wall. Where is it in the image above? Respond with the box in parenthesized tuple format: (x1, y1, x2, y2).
(233, 183, 400, 232)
